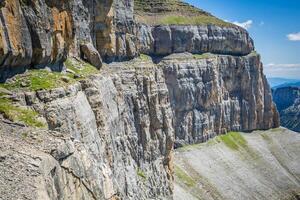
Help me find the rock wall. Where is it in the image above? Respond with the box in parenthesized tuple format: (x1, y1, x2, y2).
(160, 53, 279, 146)
(0, 0, 254, 81)
(0, 53, 279, 199)
(0, 62, 174, 200)
(138, 24, 253, 56)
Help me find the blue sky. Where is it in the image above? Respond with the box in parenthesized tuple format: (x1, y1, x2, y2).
(185, 0, 300, 79)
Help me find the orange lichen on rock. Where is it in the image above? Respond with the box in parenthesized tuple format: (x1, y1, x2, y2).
(51, 7, 73, 62)
(0, 20, 8, 64)
(1, 0, 29, 60)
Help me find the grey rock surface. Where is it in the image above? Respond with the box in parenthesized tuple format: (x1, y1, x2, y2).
(138, 24, 254, 56)
(160, 53, 279, 146)
(0, 61, 174, 200)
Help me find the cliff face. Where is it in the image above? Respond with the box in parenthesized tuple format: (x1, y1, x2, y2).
(0, 62, 175, 200)
(0, 0, 280, 199)
(273, 87, 300, 132)
(161, 53, 278, 146)
(0, 0, 253, 81)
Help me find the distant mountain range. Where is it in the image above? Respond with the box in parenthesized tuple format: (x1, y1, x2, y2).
(271, 77, 300, 132)
(267, 77, 300, 88)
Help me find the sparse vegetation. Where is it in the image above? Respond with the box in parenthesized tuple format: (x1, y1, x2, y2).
(0, 70, 75, 91)
(64, 58, 99, 78)
(0, 58, 99, 92)
(134, 0, 234, 27)
(217, 132, 247, 151)
(0, 97, 45, 128)
(177, 132, 248, 152)
(174, 165, 196, 188)
(159, 15, 232, 26)
(138, 54, 152, 61)
(137, 168, 147, 180)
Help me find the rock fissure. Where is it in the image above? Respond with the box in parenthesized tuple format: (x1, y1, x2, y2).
(60, 165, 98, 200)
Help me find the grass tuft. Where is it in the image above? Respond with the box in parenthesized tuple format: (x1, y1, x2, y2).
(0, 58, 99, 92)
(139, 54, 152, 61)
(137, 168, 147, 180)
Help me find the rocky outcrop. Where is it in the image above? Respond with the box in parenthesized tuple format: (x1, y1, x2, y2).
(273, 87, 300, 132)
(80, 43, 103, 69)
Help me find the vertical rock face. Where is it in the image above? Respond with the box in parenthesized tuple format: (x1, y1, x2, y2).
(160, 53, 279, 146)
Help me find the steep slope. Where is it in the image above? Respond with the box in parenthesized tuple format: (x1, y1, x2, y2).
(0, 0, 280, 199)
(174, 128, 300, 200)
(134, 0, 230, 26)
(273, 87, 300, 132)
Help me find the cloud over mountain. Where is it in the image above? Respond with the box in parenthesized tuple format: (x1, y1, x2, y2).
(287, 32, 300, 41)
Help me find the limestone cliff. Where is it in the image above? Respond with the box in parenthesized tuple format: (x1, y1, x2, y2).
(0, 0, 254, 80)
(0, 0, 280, 199)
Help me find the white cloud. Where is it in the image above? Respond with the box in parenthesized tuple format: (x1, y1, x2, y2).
(266, 63, 300, 68)
(232, 20, 253, 30)
(287, 32, 300, 41)
(265, 63, 300, 79)
(266, 63, 300, 72)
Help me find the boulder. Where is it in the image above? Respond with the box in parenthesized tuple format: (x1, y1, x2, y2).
(80, 43, 102, 69)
